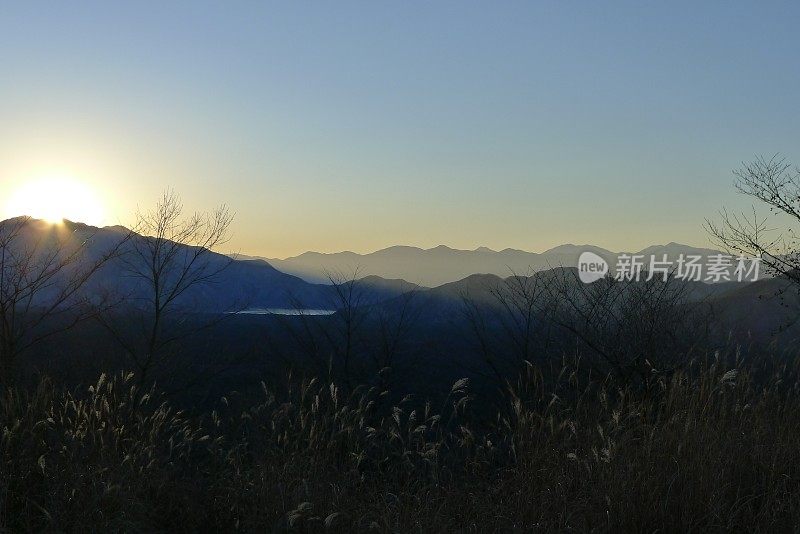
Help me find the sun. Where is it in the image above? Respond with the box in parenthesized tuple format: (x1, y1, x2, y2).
(5, 176, 105, 226)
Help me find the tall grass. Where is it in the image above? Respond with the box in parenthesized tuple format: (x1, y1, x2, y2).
(3, 355, 800, 532)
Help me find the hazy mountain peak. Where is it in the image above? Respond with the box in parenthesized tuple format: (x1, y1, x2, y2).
(636, 242, 721, 256)
(542, 244, 612, 255)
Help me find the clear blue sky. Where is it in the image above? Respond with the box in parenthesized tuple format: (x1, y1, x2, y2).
(1, 1, 798, 256)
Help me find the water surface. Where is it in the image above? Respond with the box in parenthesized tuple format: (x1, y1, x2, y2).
(234, 308, 336, 316)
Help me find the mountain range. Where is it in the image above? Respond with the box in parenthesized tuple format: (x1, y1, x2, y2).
(257, 242, 741, 286)
(4, 218, 779, 336)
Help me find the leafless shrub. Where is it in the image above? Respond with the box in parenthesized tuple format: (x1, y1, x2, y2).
(98, 190, 234, 387)
(706, 156, 800, 281)
(0, 217, 129, 386)
(541, 268, 713, 387)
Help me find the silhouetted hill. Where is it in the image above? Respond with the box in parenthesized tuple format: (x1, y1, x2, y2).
(375, 267, 756, 327)
(711, 276, 800, 343)
(1, 218, 413, 312)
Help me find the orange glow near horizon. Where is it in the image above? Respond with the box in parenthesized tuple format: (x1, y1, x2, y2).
(5, 176, 106, 226)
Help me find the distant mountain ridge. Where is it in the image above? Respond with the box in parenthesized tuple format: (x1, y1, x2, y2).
(6, 217, 761, 311)
(258, 242, 744, 286)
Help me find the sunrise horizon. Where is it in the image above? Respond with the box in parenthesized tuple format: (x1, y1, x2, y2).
(0, 202, 714, 259)
(3, 3, 798, 259)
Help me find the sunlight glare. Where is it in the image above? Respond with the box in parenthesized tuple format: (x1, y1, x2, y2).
(5, 177, 105, 226)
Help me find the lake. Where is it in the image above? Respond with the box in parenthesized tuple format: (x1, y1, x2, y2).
(234, 308, 336, 316)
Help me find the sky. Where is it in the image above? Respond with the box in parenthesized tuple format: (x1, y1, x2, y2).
(1, 1, 799, 258)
